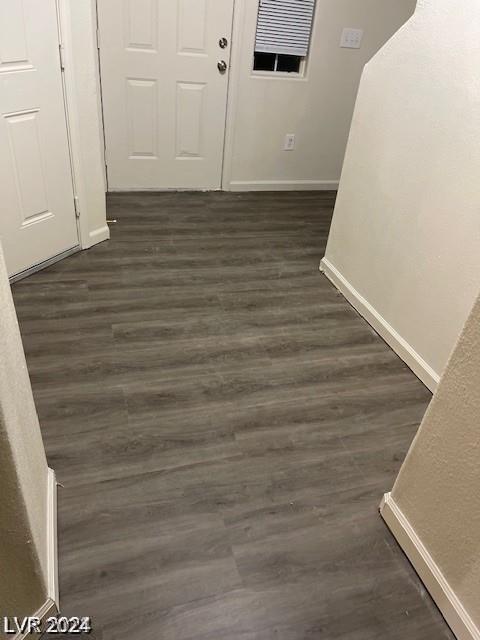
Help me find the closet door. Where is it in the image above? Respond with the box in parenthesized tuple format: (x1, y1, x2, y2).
(0, 0, 78, 277)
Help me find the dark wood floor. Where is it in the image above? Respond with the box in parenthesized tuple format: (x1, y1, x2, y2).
(12, 192, 452, 640)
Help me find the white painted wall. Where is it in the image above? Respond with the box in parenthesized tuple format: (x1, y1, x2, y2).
(322, 0, 480, 389)
(60, 0, 110, 248)
(0, 244, 50, 615)
(384, 291, 480, 638)
(224, 0, 416, 191)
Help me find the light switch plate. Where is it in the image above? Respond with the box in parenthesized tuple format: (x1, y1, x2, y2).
(340, 28, 363, 49)
(284, 134, 295, 151)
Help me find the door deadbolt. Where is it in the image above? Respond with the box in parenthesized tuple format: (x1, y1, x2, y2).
(217, 60, 228, 73)
(219, 37, 228, 49)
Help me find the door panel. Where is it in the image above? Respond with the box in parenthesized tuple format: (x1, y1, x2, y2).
(125, 0, 158, 51)
(176, 82, 206, 158)
(126, 79, 158, 158)
(98, 0, 234, 190)
(5, 110, 50, 225)
(0, 0, 79, 277)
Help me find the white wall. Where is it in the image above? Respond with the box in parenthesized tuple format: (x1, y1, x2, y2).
(0, 244, 50, 617)
(322, 0, 480, 390)
(382, 291, 480, 639)
(224, 0, 416, 191)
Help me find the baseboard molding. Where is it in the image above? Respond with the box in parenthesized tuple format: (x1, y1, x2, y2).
(47, 468, 59, 607)
(108, 182, 339, 192)
(380, 493, 480, 640)
(228, 179, 340, 192)
(319, 258, 440, 391)
(87, 224, 110, 248)
(13, 598, 58, 640)
(107, 188, 221, 192)
(12, 470, 59, 639)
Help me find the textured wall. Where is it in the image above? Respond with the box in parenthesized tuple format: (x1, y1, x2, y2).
(226, 0, 416, 189)
(323, 0, 480, 381)
(0, 245, 49, 620)
(392, 291, 480, 628)
(0, 433, 46, 622)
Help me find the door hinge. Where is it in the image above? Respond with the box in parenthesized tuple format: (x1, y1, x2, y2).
(74, 196, 80, 219)
(58, 44, 65, 72)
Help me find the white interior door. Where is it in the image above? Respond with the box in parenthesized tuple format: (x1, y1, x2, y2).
(0, 0, 79, 277)
(98, 0, 235, 191)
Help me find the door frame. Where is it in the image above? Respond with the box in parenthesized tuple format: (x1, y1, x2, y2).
(55, 0, 109, 248)
(94, 0, 238, 193)
(221, 0, 243, 191)
(56, 0, 82, 247)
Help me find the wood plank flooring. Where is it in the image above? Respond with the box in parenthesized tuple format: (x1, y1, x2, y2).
(12, 191, 453, 640)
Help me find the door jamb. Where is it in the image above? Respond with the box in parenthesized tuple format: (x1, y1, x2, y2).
(56, 0, 109, 249)
(55, 0, 85, 248)
(221, 0, 244, 191)
(94, 0, 109, 191)
(55, 0, 82, 247)
(219, 0, 238, 190)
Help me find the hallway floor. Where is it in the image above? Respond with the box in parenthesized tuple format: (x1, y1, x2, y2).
(12, 192, 452, 639)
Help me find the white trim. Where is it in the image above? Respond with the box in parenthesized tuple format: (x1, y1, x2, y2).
(93, 0, 108, 192)
(251, 69, 308, 82)
(47, 468, 59, 607)
(56, 0, 89, 249)
(319, 257, 440, 391)
(221, 0, 245, 190)
(89, 224, 110, 245)
(13, 599, 58, 640)
(57, 0, 109, 250)
(9, 469, 58, 640)
(107, 188, 220, 193)
(228, 180, 339, 192)
(380, 493, 480, 640)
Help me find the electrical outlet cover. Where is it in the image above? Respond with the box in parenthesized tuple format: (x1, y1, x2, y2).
(284, 134, 295, 151)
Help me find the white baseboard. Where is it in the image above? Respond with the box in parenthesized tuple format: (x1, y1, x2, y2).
(228, 179, 339, 192)
(380, 493, 480, 640)
(13, 598, 58, 640)
(108, 182, 339, 192)
(107, 187, 221, 192)
(87, 224, 110, 248)
(319, 258, 440, 391)
(12, 470, 58, 639)
(47, 468, 59, 607)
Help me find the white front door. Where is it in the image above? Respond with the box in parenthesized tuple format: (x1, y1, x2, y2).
(0, 0, 79, 277)
(98, 0, 234, 190)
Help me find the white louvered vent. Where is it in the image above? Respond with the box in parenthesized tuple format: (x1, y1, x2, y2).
(255, 0, 316, 57)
